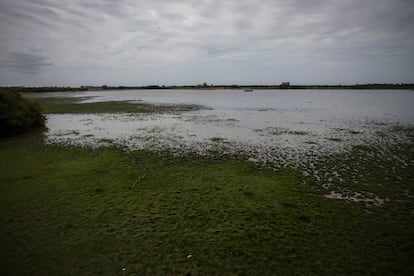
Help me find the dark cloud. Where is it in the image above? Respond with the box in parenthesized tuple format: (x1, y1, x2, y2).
(0, 52, 53, 73)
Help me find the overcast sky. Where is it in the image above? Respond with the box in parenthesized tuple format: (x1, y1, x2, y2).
(0, 0, 413, 86)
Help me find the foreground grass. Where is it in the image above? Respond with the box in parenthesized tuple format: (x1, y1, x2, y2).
(1, 135, 413, 275)
(34, 97, 202, 114)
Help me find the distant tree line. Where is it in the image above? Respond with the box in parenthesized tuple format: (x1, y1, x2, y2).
(1, 83, 413, 93)
(286, 83, 414, 89)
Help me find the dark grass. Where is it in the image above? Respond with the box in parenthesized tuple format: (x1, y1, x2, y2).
(1, 134, 414, 275)
(35, 97, 203, 114)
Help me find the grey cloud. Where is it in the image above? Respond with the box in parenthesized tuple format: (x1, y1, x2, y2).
(78, 0, 131, 18)
(0, 0, 413, 86)
(0, 1, 55, 29)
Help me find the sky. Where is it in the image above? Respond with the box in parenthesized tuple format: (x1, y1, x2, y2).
(0, 0, 413, 86)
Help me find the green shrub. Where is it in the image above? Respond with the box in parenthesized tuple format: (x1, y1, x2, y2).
(0, 90, 46, 137)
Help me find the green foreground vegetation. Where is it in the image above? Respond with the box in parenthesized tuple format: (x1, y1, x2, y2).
(0, 90, 45, 137)
(1, 92, 413, 274)
(1, 133, 413, 275)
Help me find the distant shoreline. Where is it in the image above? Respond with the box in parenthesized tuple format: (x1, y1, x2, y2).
(2, 83, 414, 92)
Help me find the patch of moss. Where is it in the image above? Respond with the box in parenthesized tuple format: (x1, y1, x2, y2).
(34, 97, 203, 114)
(0, 136, 413, 275)
(327, 137, 342, 142)
(210, 137, 226, 142)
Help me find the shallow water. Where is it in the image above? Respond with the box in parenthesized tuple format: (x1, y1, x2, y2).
(28, 89, 413, 163)
(30, 89, 414, 121)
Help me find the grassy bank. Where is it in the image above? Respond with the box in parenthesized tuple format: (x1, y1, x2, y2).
(1, 134, 413, 275)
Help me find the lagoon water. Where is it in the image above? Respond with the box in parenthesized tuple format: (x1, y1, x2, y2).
(30, 89, 414, 168)
(36, 89, 414, 121)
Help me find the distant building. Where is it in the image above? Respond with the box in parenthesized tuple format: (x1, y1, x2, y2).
(80, 85, 102, 91)
(280, 82, 290, 89)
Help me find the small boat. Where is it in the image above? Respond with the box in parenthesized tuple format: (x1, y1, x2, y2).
(244, 89, 253, 92)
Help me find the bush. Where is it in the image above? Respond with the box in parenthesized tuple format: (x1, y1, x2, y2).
(0, 90, 46, 137)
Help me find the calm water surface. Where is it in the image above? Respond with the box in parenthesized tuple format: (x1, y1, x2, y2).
(35, 89, 414, 121)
